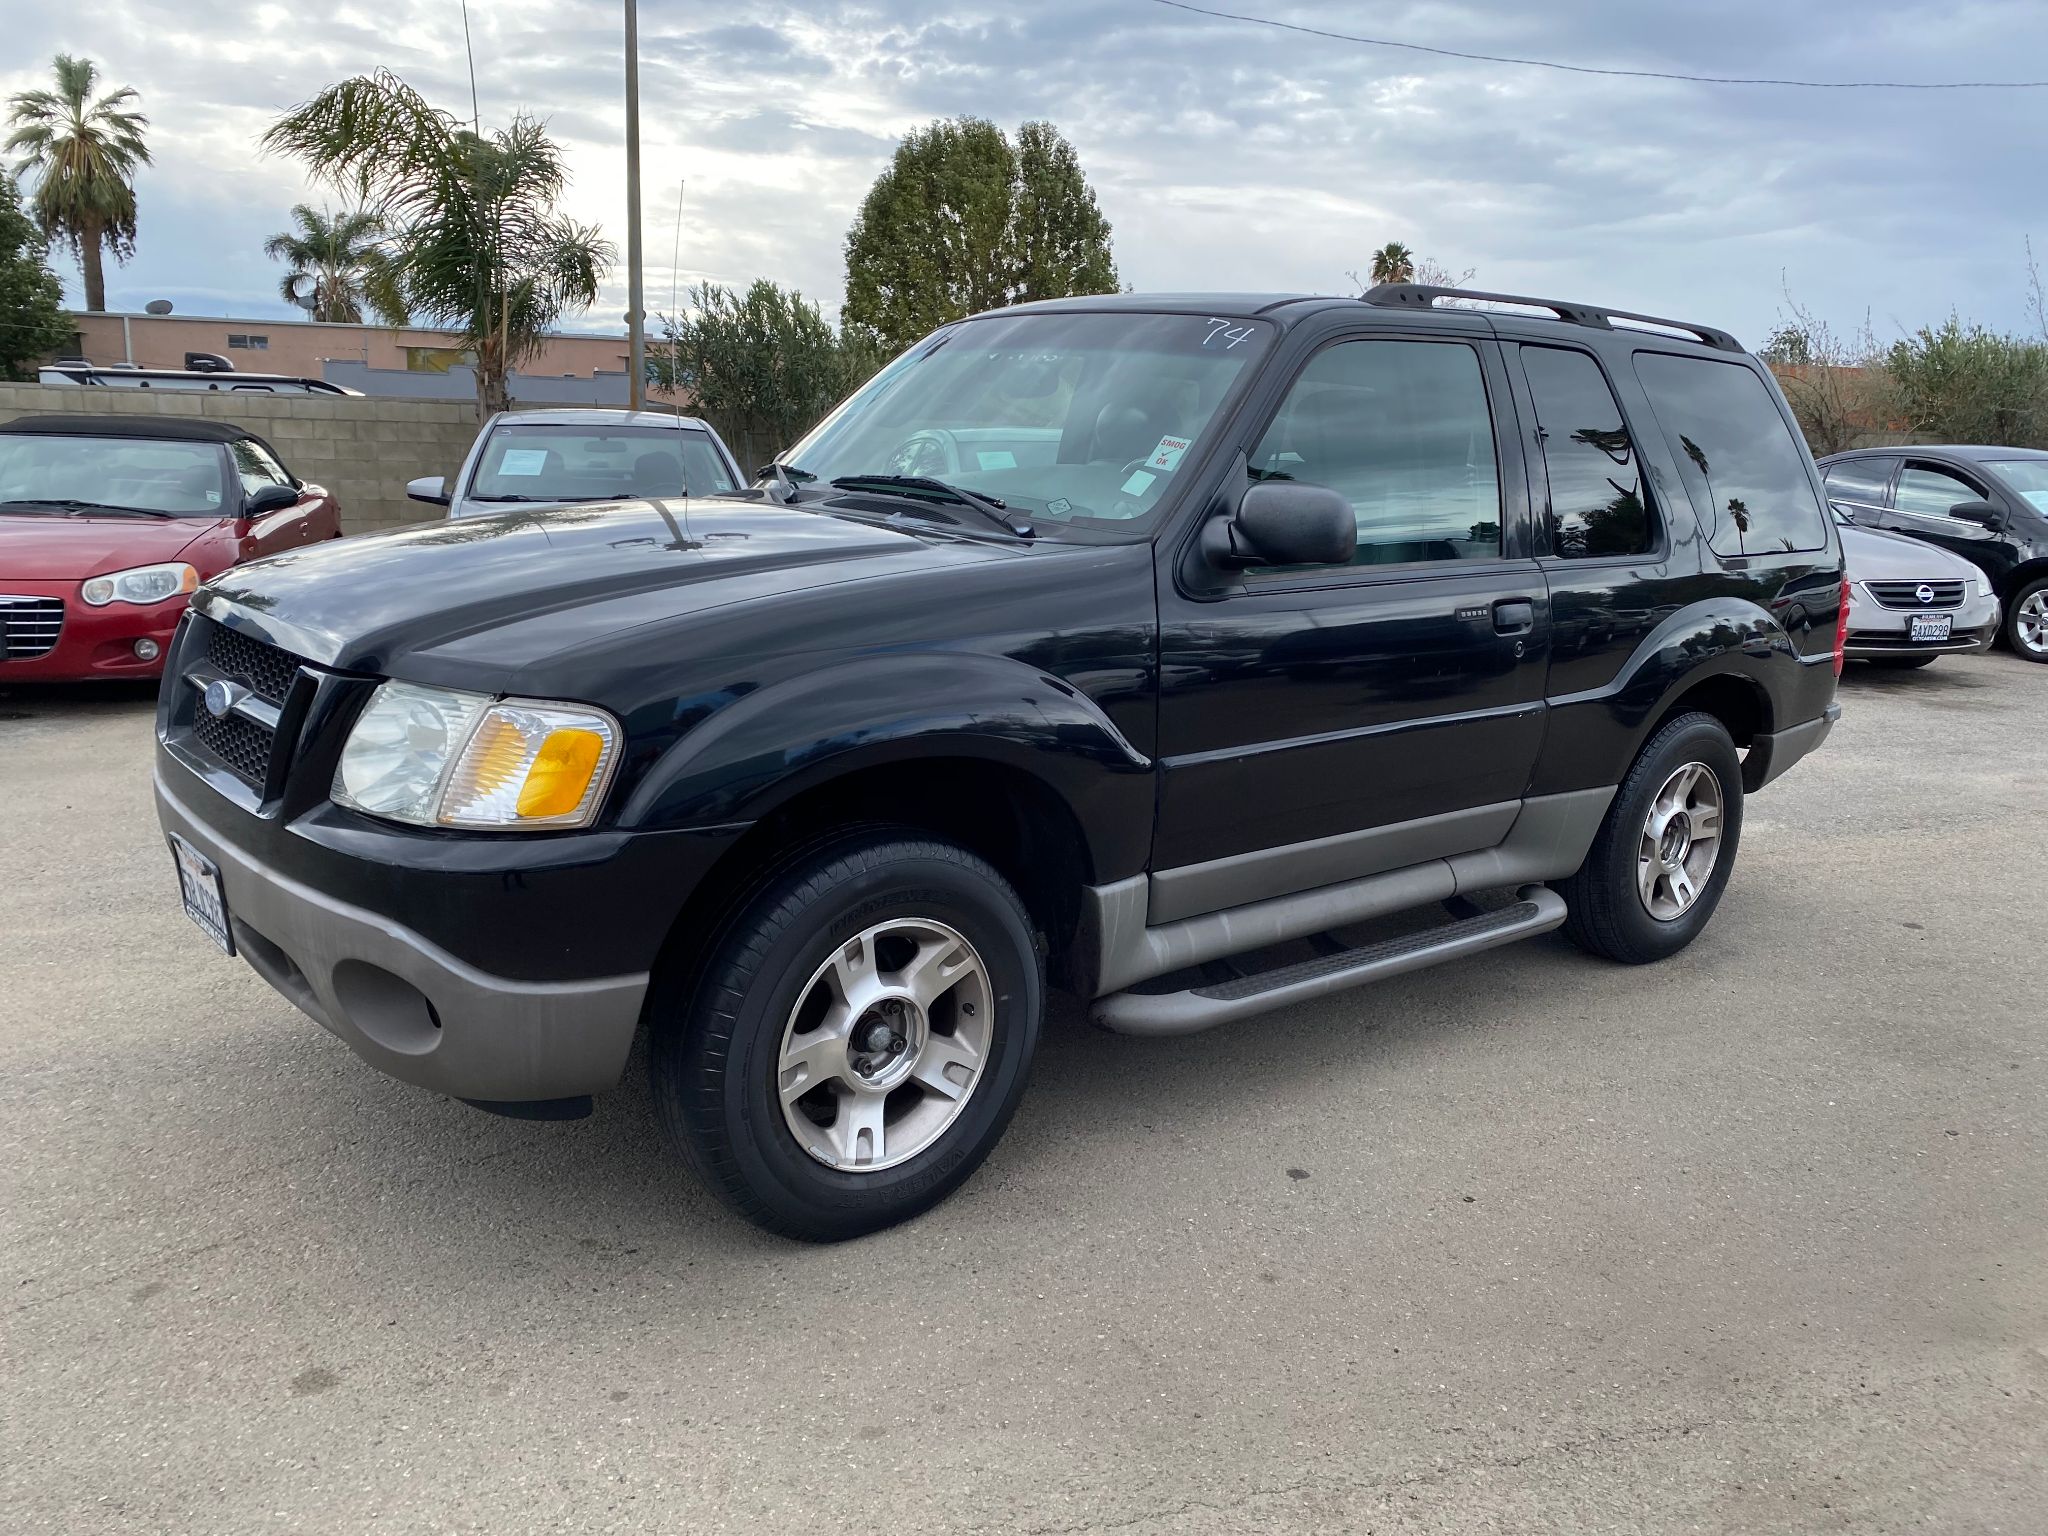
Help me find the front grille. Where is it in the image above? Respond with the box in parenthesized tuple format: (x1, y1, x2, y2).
(205, 620, 301, 703)
(180, 616, 310, 792)
(191, 706, 275, 783)
(0, 595, 64, 659)
(1866, 579, 1965, 610)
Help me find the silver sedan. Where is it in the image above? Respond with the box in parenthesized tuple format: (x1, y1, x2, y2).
(1838, 516, 1999, 668)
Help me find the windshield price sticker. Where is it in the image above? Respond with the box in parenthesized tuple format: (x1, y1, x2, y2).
(1147, 435, 1191, 472)
(497, 449, 549, 477)
(1121, 469, 1157, 497)
(1201, 318, 1258, 349)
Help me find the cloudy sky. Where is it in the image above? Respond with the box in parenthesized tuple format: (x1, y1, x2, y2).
(6, 0, 2045, 349)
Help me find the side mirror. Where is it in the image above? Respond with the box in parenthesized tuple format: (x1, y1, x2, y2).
(1829, 501, 1857, 523)
(1206, 480, 1356, 568)
(1949, 499, 2001, 528)
(407, 474, 451, 507)
(244, 483, 299, 516)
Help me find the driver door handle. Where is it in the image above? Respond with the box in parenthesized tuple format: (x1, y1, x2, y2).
(1492, 598, 1536, 635)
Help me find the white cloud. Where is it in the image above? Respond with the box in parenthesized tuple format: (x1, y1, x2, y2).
(4, 0, 2044, 346)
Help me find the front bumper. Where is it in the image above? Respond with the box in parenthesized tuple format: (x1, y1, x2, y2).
(0, 580, 184, 681)
(156, 772, 648, 1103)
(1843, 585, 1998, 658)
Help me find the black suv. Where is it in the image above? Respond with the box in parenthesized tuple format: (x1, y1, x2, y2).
(1815, 446, 2048, 661)
(154, 286, 1844, 1239)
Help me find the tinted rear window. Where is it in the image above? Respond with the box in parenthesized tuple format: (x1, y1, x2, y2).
(1634, 354, 1828, 556)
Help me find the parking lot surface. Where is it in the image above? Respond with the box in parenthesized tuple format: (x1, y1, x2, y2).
(4, 657, 2044, 1534)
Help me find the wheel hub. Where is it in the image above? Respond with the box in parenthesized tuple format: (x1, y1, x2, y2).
(849, 1000, 920, 1085)
(1636, 761, 1724, 922)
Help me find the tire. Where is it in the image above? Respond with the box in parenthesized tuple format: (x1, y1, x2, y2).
(2004, 576, 2048, 662)
(1867, 654, 1938, 670)
(652, 829, 1043, 1241)
(1560, 712, 1744, 965)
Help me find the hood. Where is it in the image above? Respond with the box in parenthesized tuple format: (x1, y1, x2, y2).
(1838, 521, 1979, 583)
(196, 495, 1024, 677)
(0, 511, 227, 578)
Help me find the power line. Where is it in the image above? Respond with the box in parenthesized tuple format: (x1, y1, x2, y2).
(1147, 0, 2048, 89)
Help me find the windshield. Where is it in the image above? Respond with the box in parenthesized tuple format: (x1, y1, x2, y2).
(1985, 459, 2048, 511)
(0, 434, 229, 516)
(782, 310, 1275, 532)
(467, 423, 738, 502)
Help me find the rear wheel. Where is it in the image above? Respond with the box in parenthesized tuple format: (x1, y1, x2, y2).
(652, 830, 1042, 1241)
(1561, 712, 1744, 965)
(2005, 577, 2048, 662)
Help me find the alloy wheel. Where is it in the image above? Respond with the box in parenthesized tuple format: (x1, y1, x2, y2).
(776, 919, 992, 1172)
(1637, 761, 1723, 921)
(2017, 589, 2048, 657)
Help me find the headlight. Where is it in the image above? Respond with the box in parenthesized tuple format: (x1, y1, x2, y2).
(80, 562, 199, 606)
(1974, 570, 1994, 598)
(333, 682, 620, 830)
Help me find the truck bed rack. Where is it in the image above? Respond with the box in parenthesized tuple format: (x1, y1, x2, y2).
(1360, 283, 1743, 353)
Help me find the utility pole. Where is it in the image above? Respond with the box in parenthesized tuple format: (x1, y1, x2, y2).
(624, 0, 646, 411)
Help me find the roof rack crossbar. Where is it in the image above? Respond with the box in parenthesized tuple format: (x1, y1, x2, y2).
(1360, 283, 1743, 352)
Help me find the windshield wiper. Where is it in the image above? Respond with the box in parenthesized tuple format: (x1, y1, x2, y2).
(0, 498, 177, 518)
(756, 461, 817, 505)
(467, 493, 568, 503)
(828, 475, 1035, 538)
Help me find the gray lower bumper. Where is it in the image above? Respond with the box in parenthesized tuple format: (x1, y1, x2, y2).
(156, 775, 647, 1103)
(1743, 700, 1841, 792)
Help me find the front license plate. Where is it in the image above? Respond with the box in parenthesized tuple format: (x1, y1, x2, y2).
(170, 834, 234, 956)
(1909, 614, 1953, 643)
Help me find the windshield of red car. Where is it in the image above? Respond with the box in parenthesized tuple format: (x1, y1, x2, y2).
(0, 434, 230, 516)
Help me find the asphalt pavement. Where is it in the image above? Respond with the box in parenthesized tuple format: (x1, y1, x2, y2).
(4, 655, 2044, 1534)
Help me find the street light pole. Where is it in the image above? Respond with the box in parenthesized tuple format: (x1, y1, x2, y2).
(624, 0, 646, 411)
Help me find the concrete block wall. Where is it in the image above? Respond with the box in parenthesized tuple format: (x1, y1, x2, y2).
(0, 384, 486, 535)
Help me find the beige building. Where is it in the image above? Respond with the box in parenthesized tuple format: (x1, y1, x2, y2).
(63, 311, 681, 404)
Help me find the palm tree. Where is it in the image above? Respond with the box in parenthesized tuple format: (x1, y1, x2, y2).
(1368, 241, 1415, 286)
(5, 55, 150, 312)
(263, 204, 407, 324)
(263, 71, 613, 418)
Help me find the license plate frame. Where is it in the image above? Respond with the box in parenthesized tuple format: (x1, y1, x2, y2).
(1908, 613, 1953, 643)
(170, 833, 235, 956)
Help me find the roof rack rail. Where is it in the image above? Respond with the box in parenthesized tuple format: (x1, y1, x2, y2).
(1360, 283, 1743, 353)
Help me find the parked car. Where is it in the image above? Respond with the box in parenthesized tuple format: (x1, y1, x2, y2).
(154, 286, 1842, 1240)
(1817, 446, 2048, 662)
(38, 363, 358, 396)
(0, 414, 341, 682)
(406, 408, 745, 518)
(1833, 510, 1998, 667)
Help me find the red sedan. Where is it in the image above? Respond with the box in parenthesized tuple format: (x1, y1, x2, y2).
(0, 415, 342, 682)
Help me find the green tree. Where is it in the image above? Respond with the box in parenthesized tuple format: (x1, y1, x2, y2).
(1886, 314, 2048, 448)
(263, 71, 613, 419)
(4, 54, 150, 313)
(263, 203, 406, 325)
(0, 172, 72, 378)
(843, 116, 1117, 352)
(653, 280, 877, 468)
(1367, 242, 1414, 285)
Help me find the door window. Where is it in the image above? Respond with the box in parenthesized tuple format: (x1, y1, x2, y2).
(1821, 456, 1896, 506)
(1249, 339, 1502, 568)
(1521, 346, 1654, 558)
(229, 439, 294, 498)
(1634, 353, 1828, 555)
(1893, 463, 1983, 518)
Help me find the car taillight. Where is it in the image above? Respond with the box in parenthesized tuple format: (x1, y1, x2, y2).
(1832, 576, 1850, 676)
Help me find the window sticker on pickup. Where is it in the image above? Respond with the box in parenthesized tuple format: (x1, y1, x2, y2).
(1146, 435, 1191, 472)
(497, 449, 549, 477)
(976, 450, 1018, 470)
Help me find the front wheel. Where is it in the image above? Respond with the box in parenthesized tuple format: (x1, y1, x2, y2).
(652, 831, 1043, 1241)
(2005, 577, 2048, 662)
(1561, 712, 1744, 965)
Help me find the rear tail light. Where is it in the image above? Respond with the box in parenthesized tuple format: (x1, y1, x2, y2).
(1832, 576, 1850, 676)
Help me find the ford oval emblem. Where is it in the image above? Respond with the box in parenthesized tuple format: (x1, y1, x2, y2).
(203, 679, 249, 719)
(1915, 584, 1936, 604)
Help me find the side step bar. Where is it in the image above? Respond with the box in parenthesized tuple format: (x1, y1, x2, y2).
(1091, 886, 1567, 1037)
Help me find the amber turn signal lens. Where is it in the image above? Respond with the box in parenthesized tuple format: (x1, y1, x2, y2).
(516, 728, 607, 819)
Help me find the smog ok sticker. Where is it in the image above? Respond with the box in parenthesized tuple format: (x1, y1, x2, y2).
(1146, 435, 1191, 472)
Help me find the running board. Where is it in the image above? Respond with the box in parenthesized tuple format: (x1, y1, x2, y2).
(1091, 886, 1568, 1037)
